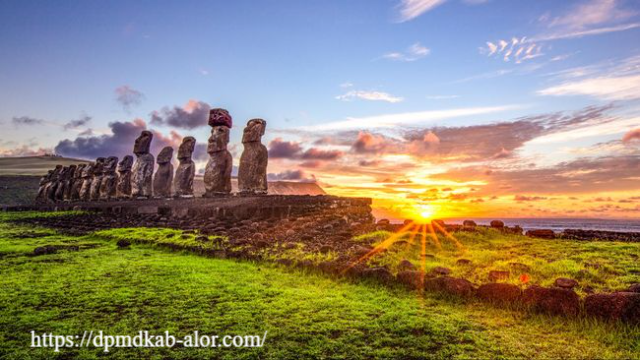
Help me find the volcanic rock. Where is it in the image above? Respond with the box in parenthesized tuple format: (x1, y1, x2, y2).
(526, 229, 556, 239)
(522, 285, 580, 316)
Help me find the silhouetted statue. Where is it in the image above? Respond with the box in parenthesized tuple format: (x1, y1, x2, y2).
(70, 164, 85, 201)
(204, 125, 232, 196)
(131, 131, 154, 199)
(89, 157, 105, 201)
(116, 155, 134, 199)
(36, 170, 53, 203)
(153, 146, 174, 198)
(99, 156, 119, 200)
(45, 165, 63, 203)
(174, 136, 196, 198)
(62, 164, 77, 201)
(238, 119, 268, 195)
(79, 163, 95, 201)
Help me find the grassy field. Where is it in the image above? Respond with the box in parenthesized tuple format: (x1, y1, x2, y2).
(1, 212, 639, 359)
(354, 227, 640, 295)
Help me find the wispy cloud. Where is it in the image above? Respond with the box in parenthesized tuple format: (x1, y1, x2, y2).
(12, 116, 44, 126)
(538, 55, 640, 101)
(426, 94, 459, 100)
(532, 23, 640, 42)
(304, 105, 519, 130)
(396, 0, 447, 22)
(546, 0, 635, 30)
(335, 90, 404, 103)
(483, 37, 543, 63)
(382, 42, 430, 62)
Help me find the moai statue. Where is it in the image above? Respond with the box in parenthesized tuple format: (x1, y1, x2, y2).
(45, 165, 63, 203)
(54, 166, 70, 202)
(116, 155, 134, 199)
(36, 170, 53, 203)
(153, 146, 174, 198)
(174, 136, 196, 198)
(131, 131, 155, 199)
(70, 164, 85, 201)
(204, 109, 233, 196)
(99, 156, 119, 200)
(79, 163, 95, 201)
(238, 119, 268, 195)
(89, 157, 105, 201)
(62, 164, 77, 202)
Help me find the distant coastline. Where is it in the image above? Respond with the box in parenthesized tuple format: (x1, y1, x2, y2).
(444, 218, 640, 233)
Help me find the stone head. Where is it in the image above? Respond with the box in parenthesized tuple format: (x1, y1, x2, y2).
(45, 170, 54, 180)
(51, 165, 63, 179)
(157, 146, 174, 164)
(242, 119, 266, 143)
(74, 164, 85, 178)
(67, 164, 77, 178)
(208, 108, 233, 128)
(81, 163, 94, 178)
(103, 156, 118, 173)
(178, 136, 196, 160)
(93, 157, 105, 175)
(207, 126, 230, 153)
(134, 130, 153, 155)
(117, 155, 134, 172)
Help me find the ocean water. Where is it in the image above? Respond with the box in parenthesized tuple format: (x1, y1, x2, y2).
(444, 218, 640, 233)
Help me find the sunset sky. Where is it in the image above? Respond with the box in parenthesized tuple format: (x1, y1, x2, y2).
(1, 0, 640, 219)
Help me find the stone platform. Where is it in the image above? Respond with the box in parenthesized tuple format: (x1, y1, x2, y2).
(26, 195, 373, 223)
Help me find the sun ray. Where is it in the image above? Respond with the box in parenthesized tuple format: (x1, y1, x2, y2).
(342, 222, 415, 274)
(426, 222, 442, 249)
(432, 221, 465, 250)
(403, 223, 420, 251)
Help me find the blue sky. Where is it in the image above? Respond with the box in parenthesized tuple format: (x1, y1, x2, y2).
(1, 0, 640, 218)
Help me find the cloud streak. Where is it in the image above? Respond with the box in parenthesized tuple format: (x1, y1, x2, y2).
(396, 0, 447, 22)
(335, 90, 404, 103)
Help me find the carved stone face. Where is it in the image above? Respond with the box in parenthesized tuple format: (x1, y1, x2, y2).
(67, 164, 77, 179)
(208, 126, 230, 153)
(208, 108, 233, 128)
(157, 146, 174, 164)
(75, 165, 85, 178)
(81, 164, 94, 178)
(51, 165, 63, 179)
(93, 157, 105, 175)
(117, 155, 133, 172)
(242, 119, 266, 143)
(103, 156, 118, 173)
(134, 130, 153, 155)
(178, 136, 196, 160)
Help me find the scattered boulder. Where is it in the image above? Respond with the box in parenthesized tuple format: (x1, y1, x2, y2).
(33, 245, 58, 256)
(477, 283, 522, 305)
(423, 276, 475, 297)
(526, 229, 555, 239)
(396, 271, 424, 290)
(432, 266, 451, 276)
(584, 292, 640, 324)
(116, 239, 131, 248)
(522, 285, 580, 316)
(398, 259, 416, 271)
(488, 270, 510, 282)
(490, 220, 504, 229)
(403, 219, 413, 226)
(376, 219, 390, 226)
(285, 229, 295, 237)
(456, 259, 472, 266)
(554, 277, 578, 289)
(352, 245, 372, 257)
(462, 220, 477, 228)
(319, 245, 333, 254)
(628, 284, 640, 293)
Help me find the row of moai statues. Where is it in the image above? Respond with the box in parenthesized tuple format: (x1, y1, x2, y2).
(36, 109, 268, 203)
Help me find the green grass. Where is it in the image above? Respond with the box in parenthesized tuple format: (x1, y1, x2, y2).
(1, 212, 639, 359)
(362, 226, 640, 295)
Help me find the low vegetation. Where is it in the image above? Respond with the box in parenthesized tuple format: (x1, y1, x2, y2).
(362, 227, 640, 295)
(1, 212, 639, 358)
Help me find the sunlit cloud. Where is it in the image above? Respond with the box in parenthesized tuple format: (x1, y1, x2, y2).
(304, 105, 519, 130)
(335, 90, 404, 103)
(538, 74, 640, 101)
(623, 128, 640, 143)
